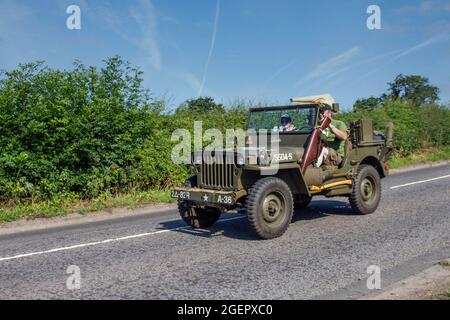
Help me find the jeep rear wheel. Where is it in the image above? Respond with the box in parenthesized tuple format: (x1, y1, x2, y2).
(247, 177, 294, 239)
(349, 165, 381, 215)
(178, 201, 221, 228)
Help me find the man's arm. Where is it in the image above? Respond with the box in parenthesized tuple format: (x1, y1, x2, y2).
(329, 123, 348, 141)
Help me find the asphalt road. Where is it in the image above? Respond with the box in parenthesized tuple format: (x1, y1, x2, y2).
(0, 165, 449, 300)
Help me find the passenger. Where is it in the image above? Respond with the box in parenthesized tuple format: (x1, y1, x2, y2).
(280, 114, 296, 132)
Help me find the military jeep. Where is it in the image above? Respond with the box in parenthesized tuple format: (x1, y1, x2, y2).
(172, 95, 394, 239)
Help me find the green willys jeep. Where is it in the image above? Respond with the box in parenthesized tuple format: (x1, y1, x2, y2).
(172, 95, 394, 239)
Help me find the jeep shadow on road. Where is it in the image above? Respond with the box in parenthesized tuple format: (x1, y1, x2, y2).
(159, 199, 355, 241)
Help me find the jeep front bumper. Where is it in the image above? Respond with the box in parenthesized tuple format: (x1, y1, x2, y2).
(171, 187, 241, 206)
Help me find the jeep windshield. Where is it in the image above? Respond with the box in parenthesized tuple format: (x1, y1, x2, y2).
(247, 106, 316, 133)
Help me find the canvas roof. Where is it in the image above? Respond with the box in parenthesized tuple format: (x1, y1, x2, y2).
(290, 94, 336, 107)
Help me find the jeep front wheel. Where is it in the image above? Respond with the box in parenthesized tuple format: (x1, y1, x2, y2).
(247, 177, 294, 239)
(178, 201, 221, 228)
(349, 165, 381, 215)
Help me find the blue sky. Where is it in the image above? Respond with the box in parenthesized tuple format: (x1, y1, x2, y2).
(0, 0, 449, 110)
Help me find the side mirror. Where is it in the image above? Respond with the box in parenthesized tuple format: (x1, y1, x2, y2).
(332, 103, 340, 113)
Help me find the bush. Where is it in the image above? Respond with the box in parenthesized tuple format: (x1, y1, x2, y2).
(418, 104, 450, 147)
(0, 58, 165, 202)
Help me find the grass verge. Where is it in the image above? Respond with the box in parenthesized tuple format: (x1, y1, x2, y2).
(0, 190, 175, 223)
(443, 290, 450, 299)
(388, 146, 450, 169)
(430, 288, 450, 300)
(1, 146, 450, 224)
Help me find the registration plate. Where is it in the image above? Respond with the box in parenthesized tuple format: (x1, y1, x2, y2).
(171, 190, 191, 200)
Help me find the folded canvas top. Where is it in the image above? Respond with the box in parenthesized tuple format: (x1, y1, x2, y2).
(290, 94, 335, 107)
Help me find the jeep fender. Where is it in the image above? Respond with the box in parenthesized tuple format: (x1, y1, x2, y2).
(358, 156, 387, 178)
(273, 166, 310, 197)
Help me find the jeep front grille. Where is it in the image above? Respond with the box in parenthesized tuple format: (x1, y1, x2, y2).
(200, 153, 236, 190)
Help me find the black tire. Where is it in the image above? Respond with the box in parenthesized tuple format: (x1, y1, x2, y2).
(246, 177, 294, 239)
(349, 165, 381, 215)
(178, 201, 221, 228)
(294, 195, 312, 210)
(177, 176, 221, 228)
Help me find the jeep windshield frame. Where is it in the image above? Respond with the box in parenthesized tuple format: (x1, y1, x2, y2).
(247, 104, 319, 134)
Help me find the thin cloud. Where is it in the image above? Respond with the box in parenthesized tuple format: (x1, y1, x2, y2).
(295, 48, 407, 95)
(324, 48, 405, 80)
(261, 48, 382, 99)
(399, 0, 435, 14)
(302, 46, 360, 83)
(348, 33, 450, 86)
(266, 47, 400, 92)
(265, 57, 300, 85)
(198, 0, 220, 96)
(160, 15, 179, 25)
(393, 34, 449, 60)
(172, 71, 215, 97)
(303, 34, 449, 92)
(394, 0, 444, 15)
(257, 56, 301, 97)
(97, 5, 129, 39)
(129, 0, 161, 71)
(180, 72, 202, 93)
(96, 0, 162, 71)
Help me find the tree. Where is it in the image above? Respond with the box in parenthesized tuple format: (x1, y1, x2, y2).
(384, 74, 439, 107)
(176, 96, 225, 114)
(353, 96, 381, 112)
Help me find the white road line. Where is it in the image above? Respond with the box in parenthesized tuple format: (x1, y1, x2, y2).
(390, 174, 450, 189)
(0, 216, 246, 263)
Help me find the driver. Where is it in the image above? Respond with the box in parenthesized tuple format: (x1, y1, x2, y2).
(280, 114, 296, 132)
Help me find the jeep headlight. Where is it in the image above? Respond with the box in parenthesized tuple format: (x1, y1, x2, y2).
(258, 150, 270, 166)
